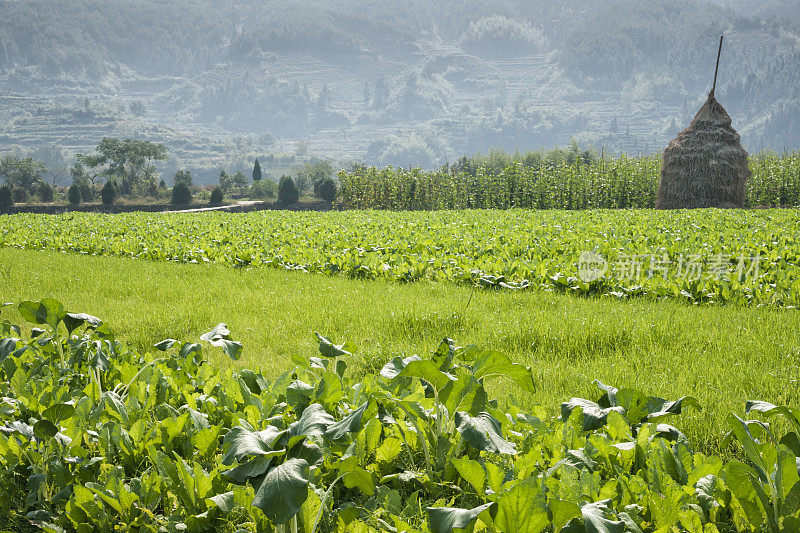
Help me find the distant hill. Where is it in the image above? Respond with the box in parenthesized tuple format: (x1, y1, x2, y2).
(0, 0, 798, 175)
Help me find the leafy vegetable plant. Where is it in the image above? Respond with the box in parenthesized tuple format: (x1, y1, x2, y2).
(0, 299, 798, 532)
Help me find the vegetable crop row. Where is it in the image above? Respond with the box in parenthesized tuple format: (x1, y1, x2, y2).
(1, 299, 799, 532)
(2, 209, 800, 307)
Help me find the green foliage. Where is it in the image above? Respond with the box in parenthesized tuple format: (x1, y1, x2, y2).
(0, 155, 46, 194)
(340, 152, 800, 210)
(38, 181, 54, 203)
(3, 208, 800, 307)
(101, 180, 117, 206)
(173, 169, 193, 188)
(316, 177, 337, 203)
(12, 187, 28, 204)
(252, 158, 262, 181)
(250, 179, 276, 199)
(210, 186, 224, 206)
(0, 185, 12, 213)
(68, 184, 81, 205)
(278, 175, 300, 206)
(2, 298, 799, 531)
(298, 161, 333, 196)
(171, 181, 192, 206)
(83, 138, 167, 196)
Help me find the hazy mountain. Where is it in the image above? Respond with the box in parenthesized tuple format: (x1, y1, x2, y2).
(1, 0, 798, 176)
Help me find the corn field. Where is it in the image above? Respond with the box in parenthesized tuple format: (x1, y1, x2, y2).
(339, 152, 800, 210)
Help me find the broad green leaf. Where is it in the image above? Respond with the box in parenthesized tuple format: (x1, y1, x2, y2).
(343, 466, 376, 496)
(102, 391, 128, 425)
(224, 454, 283, 483)
(0, 338, 18, 362)
(200, 323, 242, 360)
(581, 500, 626, 533)
(18, 299, 64, 328)
(550, 499, 581, 532)
(451, 456, 485, 494)
(43, 403, 75, 424)
(726, 414, 769, 484)
(494, 480, 549, 533)
(455, 411, 516, 454)
(376, 437, 403, 465)
(154, 338, 178, 351)
(440, 375, 487, 417)
(63, 312, 101, 334)
(399, 359, 456, 392)
(222, 426, 285, 465)
(288, 403, 335, 439)
(721, 461, 771, 530)
(206, 491, 235, 513)
(315, 332, 353, 358)
(324, 401, 371, 442)
(471, 349, 535, 393)
(561, 398, 625, 431)
(427, 502, 494, 533)
(380, 355, 421, 380)
(34, 419, 58, 440)
(252, 458, 310, 524)
(746, 400, 800, 433)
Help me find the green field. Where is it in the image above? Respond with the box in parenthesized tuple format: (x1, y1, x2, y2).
(2, 209, 800, 307)
(2, 209, 800, 531)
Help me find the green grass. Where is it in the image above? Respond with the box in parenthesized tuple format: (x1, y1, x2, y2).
(2, 247, 798, 454)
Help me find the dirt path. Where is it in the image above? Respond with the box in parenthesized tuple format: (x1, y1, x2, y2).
(163, 200, 264, 214)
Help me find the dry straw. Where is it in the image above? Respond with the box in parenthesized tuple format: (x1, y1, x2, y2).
(657, 36, 750, 209)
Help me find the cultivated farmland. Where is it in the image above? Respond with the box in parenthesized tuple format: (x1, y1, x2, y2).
(2, 209, 799, 306)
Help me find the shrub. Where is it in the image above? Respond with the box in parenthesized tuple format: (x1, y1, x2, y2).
(38, 182, 54, 203)
(68, 184, 82, 205)
(101, 181, 117, 206)
(210, 186, 223, 206)
(79, 182, 94, 203)
(0, 185, 13, 213)
(250, 179, 276, 199)
(277, 175, 299, 206)
(171, 181, 192, 205)
(318, 177, 337, 203)
(174, 169, 193, 188)
(13, 187, 28, 204)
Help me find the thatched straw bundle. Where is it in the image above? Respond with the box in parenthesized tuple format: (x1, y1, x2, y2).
(656, 91, 750, 209)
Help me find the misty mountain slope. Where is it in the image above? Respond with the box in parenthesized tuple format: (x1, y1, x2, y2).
(1, 0, 799, 171)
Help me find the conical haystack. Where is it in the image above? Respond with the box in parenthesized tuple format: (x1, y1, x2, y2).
(656, 91, 750, 209)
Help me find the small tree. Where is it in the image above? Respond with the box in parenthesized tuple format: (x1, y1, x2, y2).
(38, 182, 54, 203)
(210, 186, 223, 206)
(278, 175, 299, 206)
(0, 185, 13, 213)
(318, 177, 337, 203)
(174, 169, 193, 188)
(79, 182, 94, 202)
(252, 158, 262, 181)
(13, 188, 28, 204)
(101, 180, 117, 206)
(232, 170, 249, 190)
(172, 181, 192, 205)
(68, 184, 82, 205)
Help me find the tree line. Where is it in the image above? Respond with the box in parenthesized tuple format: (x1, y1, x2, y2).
(0, 138, 339, 212)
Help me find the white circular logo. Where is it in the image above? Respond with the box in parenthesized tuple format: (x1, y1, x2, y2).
(578, 251, 608, 282)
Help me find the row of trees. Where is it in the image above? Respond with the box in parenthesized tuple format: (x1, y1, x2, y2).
(1, 140, 340, 212)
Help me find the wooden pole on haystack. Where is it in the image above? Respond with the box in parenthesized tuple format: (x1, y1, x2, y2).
(710, 35, 723, 98)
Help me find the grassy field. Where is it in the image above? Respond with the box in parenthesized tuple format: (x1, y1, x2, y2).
(2, 246, 798, 453)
